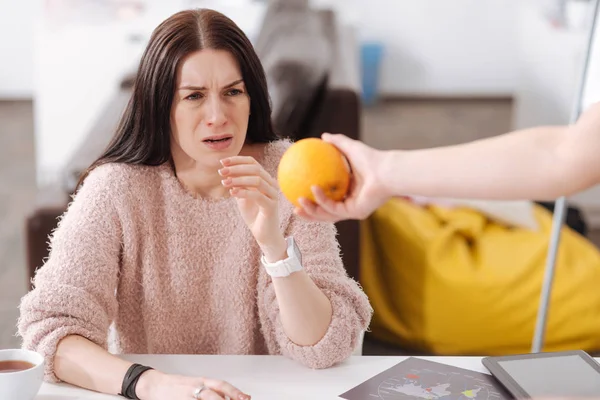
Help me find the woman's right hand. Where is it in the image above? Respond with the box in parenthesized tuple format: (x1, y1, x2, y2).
(136, 369, 251, 400)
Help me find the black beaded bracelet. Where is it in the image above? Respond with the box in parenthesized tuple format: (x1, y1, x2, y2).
(119, 363, 154, 399)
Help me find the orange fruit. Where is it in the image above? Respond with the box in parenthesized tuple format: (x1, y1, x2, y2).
(278, 138, 351, 207)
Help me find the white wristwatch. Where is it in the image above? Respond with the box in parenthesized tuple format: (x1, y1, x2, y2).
(260, 237, 303, 277)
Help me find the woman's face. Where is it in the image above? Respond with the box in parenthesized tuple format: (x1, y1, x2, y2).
(171, 49, 250, 169)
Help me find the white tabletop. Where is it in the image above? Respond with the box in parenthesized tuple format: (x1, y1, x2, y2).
(36, 355, 489, 400)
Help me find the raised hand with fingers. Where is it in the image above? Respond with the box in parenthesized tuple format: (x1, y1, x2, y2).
(219, 155, 287, 260)
(294, 133, 391, 223)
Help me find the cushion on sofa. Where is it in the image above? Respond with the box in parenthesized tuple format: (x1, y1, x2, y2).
(361, 198, 600, 355)
(255, 2, 332, 137)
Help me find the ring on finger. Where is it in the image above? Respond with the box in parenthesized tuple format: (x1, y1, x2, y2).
(192, 385, 206, 399)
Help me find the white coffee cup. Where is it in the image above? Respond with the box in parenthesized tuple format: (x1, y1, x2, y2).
(0, 349, 44, 400)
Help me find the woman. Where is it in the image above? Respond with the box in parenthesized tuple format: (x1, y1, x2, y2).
(17, 8, 372, 400)
(296, 101, 600, 223)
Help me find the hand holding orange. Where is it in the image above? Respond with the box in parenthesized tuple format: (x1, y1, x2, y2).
(277, 138, 351, 207)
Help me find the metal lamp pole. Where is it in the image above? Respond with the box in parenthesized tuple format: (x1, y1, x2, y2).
(531, 0, 600, 354)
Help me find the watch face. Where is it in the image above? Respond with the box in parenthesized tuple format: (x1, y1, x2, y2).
(292, 239, 302, 265)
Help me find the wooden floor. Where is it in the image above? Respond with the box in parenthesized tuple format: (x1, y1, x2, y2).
(361, 97, 514, 151)
(0, 100, 36, 349)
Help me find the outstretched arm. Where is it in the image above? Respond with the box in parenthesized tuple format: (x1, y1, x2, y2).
(385, 101, 600, 200)
(297, 102, 600, 223)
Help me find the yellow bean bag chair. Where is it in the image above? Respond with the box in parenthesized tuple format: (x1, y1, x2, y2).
(361, 198, 600, 355)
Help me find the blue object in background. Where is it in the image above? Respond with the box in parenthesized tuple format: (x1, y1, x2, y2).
(360, 42, 384, 106)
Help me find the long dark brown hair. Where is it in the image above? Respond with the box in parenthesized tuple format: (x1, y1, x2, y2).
(77, 8, 278, 190)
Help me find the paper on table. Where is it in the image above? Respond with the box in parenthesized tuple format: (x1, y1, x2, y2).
(339, 357, 510, 400)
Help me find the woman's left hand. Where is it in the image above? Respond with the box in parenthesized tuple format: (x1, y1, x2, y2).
(219, 156, 285, 257)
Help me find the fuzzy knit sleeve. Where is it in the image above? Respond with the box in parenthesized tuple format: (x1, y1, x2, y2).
(257, 214, 373, 369)
(17, 165, 124, 382)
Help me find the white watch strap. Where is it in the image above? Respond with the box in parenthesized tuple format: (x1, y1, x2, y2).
(261, 237, 303, 277)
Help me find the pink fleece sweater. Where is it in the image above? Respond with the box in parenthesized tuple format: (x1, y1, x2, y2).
(17, 139, 373, 382)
